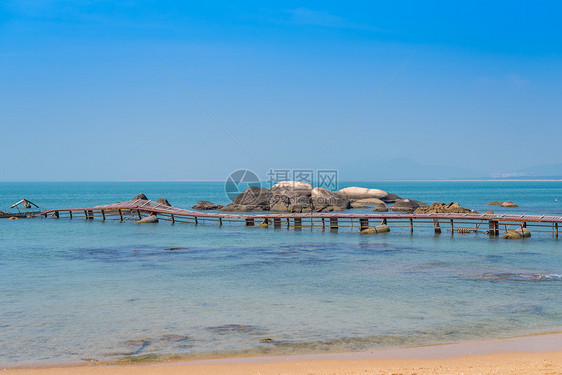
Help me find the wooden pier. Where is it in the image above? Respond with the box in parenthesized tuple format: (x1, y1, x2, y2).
(36, 197, 562, 238)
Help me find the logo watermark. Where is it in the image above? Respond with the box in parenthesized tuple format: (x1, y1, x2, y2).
(224, 169, 261, 201)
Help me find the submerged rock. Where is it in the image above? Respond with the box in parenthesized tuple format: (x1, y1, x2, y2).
(502, 227, 531, 239)
(192, 201, 223, 210)
(488, 202, 503, 206)
(360, 224, 390, 234)
(501, 201, 518, 208)
(137, 215, 158, 224)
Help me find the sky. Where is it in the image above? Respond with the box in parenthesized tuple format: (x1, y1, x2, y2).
(1, 1, 561, 181)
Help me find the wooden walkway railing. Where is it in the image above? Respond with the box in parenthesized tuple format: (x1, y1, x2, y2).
(37, 198, 562, 237)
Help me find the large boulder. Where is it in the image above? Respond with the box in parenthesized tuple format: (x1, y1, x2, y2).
(221, 186, 271, 212)
(337, 187, 389, 201)
(233, 186, 271, 207)
(192, 201, 223, 210)
(156, 198, 172, 207)
(132, 193, 148, 201)
(389, 199, 421, 212)
(270, 181, 312, 206)
(414, 202, 473, 214)
(311, 187, 349, 210)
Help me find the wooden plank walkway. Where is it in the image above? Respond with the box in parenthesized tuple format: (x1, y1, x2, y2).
(37, 198, 562, 237)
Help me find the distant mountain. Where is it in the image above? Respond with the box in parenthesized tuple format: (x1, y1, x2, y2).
(338, 157, 485, 180)
(492, 163, 562, 179)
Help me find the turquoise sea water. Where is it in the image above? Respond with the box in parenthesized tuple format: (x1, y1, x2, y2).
(1, 181, 561, 366)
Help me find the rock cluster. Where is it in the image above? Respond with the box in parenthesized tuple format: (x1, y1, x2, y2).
(488, 201, 519, 208)
(414, 202, 474, 214)
(221, 182, 352, 213)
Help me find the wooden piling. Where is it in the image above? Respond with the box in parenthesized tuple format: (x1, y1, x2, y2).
(69, 210, 72, 219)
(245, 218, 254, 226)
(101, 210, 105, 220)
(488, 220, 499, 236)
(294, 218, 302, 227)
(433, 219, 441, 234)
(118, 209, 123, 221)
(359, 218, 369, 231)
(274, 218, 281, 228)
(409, 218, 413, 233)
(330, 217, 338, 229)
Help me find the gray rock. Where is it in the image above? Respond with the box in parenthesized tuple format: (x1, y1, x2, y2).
(311, 187, 349, 211)
(156, 198, 172, 206)
(337, 187, 389, 200)
(373, 203, 388, 212)
(390, 199, 420, 212)
(232, 186, 272, 209)
(192, 201, 223, 210)
(133, 193, 148, 200)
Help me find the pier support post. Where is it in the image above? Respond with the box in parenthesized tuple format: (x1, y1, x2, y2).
(273, 218, 281, 228)
(218, 217, 221, 226)
(433, 219, 441, 234)
(69, 211, 72, 219)
(330, 217, 338, 230)
(171, 214, 175, 224)
(488, 220, 499, 236)
(245, 218, 254, 226)
(118, 209, 123, 221)
(359, 218, 369, 231)
(137, 210, 142, 220)
(322, 218, 325, 229)
(195, 217, 198, 225)
(450, 219, 454, 234)
(556, 223, 559, 238)
(53, 211, 59, 219)
(294, 218, 302, 227)
(101, 210, 105, 220)
(410, 218, 413, 233)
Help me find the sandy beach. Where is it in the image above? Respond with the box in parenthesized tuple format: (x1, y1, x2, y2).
(5, 332, 562, 375)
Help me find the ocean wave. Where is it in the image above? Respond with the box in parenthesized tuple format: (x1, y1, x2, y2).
(466, 272, 562, 282)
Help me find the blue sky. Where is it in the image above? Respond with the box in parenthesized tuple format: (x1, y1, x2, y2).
(1, 1, 561, 181)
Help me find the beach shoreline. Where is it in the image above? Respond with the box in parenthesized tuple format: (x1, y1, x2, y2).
(4, 331, 562, 374)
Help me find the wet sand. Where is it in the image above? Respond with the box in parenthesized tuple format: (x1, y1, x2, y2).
(4, 332, 562, 374)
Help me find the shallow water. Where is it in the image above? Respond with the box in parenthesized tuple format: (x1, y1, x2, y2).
(0, 181, 561, 365)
